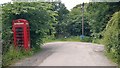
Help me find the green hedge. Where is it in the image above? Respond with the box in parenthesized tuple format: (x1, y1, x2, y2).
(102, 11, 120, 65)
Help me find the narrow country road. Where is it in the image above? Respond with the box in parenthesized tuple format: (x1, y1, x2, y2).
(13, 42, 117, 66)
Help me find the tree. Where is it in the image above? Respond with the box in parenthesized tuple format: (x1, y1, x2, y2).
(52, 2, 69, 38)
(65, 3, 91, 36)
(86, 2, 120, 37)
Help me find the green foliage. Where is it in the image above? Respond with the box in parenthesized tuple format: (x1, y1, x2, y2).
(2, 1, 120, 66)
(2, 2, 57, 66)
(65, 6, 91, 36)
(0, 5, 2, 32)
(43, 35, 56, 43)
(86, 2, 120, 34)
(72, 2, 120, 40)
(80, 36, 92, 42)
(102, 11, 120, 64)
(44, 36, 92, 43)
(2, 45, 34, 66)
(53, 2, 69, 38)
(2, 2, 56, 54)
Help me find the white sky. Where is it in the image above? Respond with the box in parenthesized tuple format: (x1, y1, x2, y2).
(0, 0, 11, 4)
(61, 0, 89, 10)
(0, 0, 89, 10)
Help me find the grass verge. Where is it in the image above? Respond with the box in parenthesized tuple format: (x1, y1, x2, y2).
(2, 45, 41, 67)
(43, 36, 92, 43)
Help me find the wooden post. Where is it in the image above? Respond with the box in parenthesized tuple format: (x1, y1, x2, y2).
(82, 2, 84, 36)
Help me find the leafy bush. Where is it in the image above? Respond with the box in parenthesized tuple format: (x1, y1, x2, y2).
(79, 36, 92, 42)
(43, 35, 56, 43)
(2, 2, 56, 66)
(102, 11, 120, 64)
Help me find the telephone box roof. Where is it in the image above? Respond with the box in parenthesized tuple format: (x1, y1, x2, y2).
(13, 19, 29, 23)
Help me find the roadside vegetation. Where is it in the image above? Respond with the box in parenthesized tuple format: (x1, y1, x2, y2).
(1, 1, 120, 67)
(102, 11, 120, 66)
(2, 2, 56, 66)
(43, 36, 92, 43)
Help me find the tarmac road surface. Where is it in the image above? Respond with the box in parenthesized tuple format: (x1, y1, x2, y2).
(13, 42, 117, 66)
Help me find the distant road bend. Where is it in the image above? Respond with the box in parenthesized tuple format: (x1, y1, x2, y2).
(13, 42, 117, 66)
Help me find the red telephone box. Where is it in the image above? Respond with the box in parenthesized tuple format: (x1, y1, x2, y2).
(12, 19, 30, 50)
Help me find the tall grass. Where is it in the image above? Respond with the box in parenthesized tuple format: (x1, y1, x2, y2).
(2, 45, 34, 67)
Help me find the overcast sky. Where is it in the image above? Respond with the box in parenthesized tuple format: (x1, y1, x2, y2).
(61, 0, 89, 10)
(0, 0, 89, 10)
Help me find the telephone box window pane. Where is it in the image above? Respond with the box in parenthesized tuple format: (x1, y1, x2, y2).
(16, 27, 23, 32)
